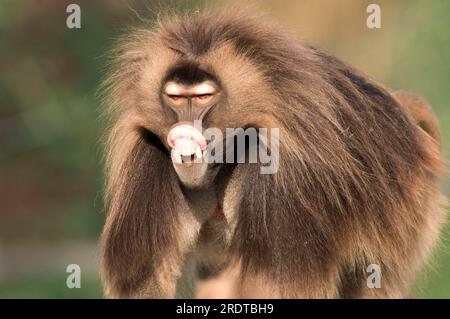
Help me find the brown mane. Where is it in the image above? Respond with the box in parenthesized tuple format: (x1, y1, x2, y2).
(100, 8, 446, 298)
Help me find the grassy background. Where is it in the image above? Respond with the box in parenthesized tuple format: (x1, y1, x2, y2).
(0, 0, 449, 298)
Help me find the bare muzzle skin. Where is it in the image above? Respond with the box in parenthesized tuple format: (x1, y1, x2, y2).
(162, 80, 220, 164)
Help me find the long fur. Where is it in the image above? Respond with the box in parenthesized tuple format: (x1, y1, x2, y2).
(100, 8, 446, 298)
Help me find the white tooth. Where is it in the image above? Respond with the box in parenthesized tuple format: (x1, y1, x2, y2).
(181, 145, 188, 156)
(177, 143, 184, 156)
(195, 146, 202, 159)
(175, 139, 200, 157)
(172, 148, 182, 164)
(183, 141, 194, 156)
(180, 140, 187, 155)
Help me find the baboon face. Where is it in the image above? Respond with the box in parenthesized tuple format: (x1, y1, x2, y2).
(160, 62, 224, 187)
(135, 41, 277, 187)
(162, 63, 221, 164)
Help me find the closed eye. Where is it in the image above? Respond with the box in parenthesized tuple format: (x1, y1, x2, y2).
(196, 94, 213, 100)
(167, 95, 187, 106)
(168, 95, 183, 100)
(194, 94, 214, 104)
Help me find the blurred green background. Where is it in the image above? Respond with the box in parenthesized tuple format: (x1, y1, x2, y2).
(0, 0, 449, 298)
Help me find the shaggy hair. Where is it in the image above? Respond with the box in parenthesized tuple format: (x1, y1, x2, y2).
(100, 8, 446, 298)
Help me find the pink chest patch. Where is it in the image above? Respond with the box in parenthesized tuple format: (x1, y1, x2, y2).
(209, 206, 225, 220)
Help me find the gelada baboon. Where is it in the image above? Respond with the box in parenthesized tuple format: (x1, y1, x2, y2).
(100, 8, 446, 298)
